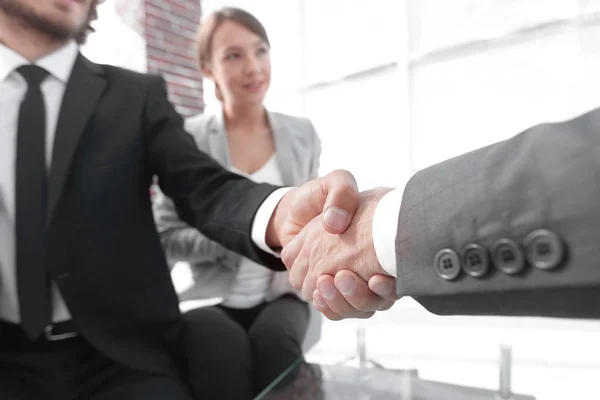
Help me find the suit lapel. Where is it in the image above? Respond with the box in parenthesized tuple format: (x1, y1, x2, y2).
(48, 54, 107, 224)
(207, 109, 232, 167)
(268, 111, 296, 186)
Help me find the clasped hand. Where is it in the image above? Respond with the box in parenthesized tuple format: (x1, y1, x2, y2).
(273, 171, 398, 320)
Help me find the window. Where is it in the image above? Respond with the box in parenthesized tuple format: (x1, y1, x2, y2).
(194, 2, 600, 398)
(80, 0, 147, 73)
(408, 0, 577, 55)
(303, 0, 404, 84)
(304, 66, 410, 189)
(408, 0, 600, 171)
(410, 28, 586, 170)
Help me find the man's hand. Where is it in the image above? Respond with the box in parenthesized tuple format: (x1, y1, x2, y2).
(309, 271, 398, 320)
(281, 188, 395, 304)
(265, 170, 359, 248)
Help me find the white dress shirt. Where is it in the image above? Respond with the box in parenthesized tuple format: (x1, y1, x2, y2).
(371, 189, 403, 276)
(0, 40, 79, 323)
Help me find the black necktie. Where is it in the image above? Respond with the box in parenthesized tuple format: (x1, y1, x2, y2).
(16, 65, 51, 339)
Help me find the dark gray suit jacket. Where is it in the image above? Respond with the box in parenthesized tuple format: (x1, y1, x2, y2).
(397, 107, 600, 319)
(13, 54, 284, 380)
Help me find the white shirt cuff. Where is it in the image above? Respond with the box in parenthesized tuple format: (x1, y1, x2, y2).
(251, 187, 292, 256)
(372, 189, 403, 276)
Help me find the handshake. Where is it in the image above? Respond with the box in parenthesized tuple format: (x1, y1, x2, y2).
(267, 170, 399, 321)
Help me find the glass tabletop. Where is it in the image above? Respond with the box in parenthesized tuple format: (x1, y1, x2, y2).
(254, 320, 540, 400)
(254, 297, 600, 400)
(254, 357, 537, 400)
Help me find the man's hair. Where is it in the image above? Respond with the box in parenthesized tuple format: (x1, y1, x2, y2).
(75, 0, 102, 44)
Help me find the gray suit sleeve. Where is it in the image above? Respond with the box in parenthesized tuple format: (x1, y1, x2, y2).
(152, 178, 227, 265)
(396, 107, 600, 319)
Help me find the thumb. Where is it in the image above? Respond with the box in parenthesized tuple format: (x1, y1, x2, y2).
(289, 170, 358, 235)
(320, 170, 359, 233)
(368, 274, 400, 302)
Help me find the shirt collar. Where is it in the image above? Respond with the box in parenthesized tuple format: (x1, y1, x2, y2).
(0, 39, 79, 84)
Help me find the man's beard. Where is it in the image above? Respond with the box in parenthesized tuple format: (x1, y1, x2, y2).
(0, 0, 86, 42)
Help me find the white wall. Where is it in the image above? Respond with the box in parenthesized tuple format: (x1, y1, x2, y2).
(80, 0, 147, 73)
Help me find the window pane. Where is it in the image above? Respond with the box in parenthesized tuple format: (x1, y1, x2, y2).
(303, 0, 405, 84)
(581, 0, 600, 14)
(410, 29, 591, 171)
(304, 67, 411, 189)
(80, 0, 147, 72)
(574, 22, 600, 111)
(408, 0, 577, 54)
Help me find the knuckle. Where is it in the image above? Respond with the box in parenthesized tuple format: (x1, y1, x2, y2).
(359, 297, 385, 313)
(302, 288, 312, 301)
(341, 184, 359, 202)
(337, 193, 358, 212)
(281, 251, 293, 268)
(331, 302, 354, 318)
(331, 168, 351, 180)
(359, 312, 376, 319)
(290, 277, 302, 291)
(338, 169, 358, 188)
(329, 169, 346, 179)
(380, 301, 395, 311)
(345, 286, 377, 312)
(326, 313, 342, 321)
(329, 170, 357, 191)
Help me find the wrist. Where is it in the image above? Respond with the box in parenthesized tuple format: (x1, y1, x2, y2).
(371, 187, 402, 277)
(266, 187, 295, 249)
(266, 212, 282, 249)
(362, 188, 394, 276)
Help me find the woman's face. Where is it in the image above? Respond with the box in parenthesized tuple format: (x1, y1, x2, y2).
(206, 20, 271, 107)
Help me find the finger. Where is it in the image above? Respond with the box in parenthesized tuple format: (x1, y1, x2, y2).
(334, 270, 396, 312)
(368, 274, 401, 302)
(317, 275, 375, 319)
(378, 300, 396, 312)
(288, 170, 358, 235)
(312, 290, 343, 321)
(301, 270, 318, 302)
(281, 227, 306, 270)
(287, 217, 322, 302)
(286, 230, 310, 294)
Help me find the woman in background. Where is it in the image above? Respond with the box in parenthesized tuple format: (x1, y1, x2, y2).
(152, 7, 321, 399)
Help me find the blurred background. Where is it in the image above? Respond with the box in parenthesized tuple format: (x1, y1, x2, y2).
(82, 1, 600, 399)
